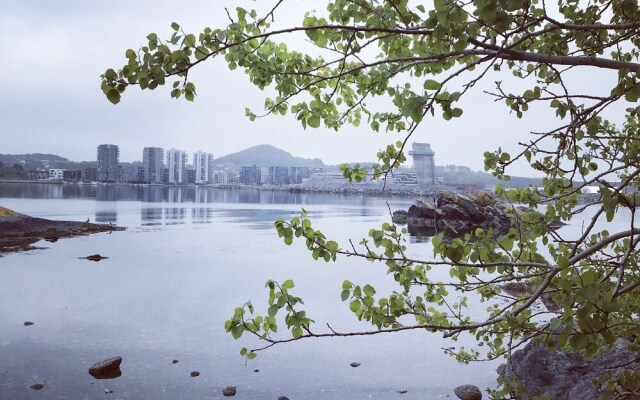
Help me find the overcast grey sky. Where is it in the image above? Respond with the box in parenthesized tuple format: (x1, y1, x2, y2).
(0, 1, 621, 176)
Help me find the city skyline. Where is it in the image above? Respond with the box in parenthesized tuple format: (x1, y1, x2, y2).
(0, 0, 590, 177)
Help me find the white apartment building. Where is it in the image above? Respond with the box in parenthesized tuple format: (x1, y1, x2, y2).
(166, 149, 187, 184)
(48, 169, 65, 180)
(193, 151, 214, 184)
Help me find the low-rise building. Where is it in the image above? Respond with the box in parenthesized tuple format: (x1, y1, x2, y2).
(48, 169, 65, 180)
(63, 170, 83, 181)
(27, 170, 49, 180)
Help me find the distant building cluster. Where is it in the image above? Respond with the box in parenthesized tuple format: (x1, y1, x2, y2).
(239, 166, 314, 185)
(27, 144, 319, 186)
(19, 142, 447, 188)
(94, 144, 216, 184)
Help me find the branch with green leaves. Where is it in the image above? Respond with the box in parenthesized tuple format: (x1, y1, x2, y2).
(104, 0, 640, 394)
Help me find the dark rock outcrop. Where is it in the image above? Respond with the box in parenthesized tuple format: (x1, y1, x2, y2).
(0, 206, 124, 254)
(498, 339, 640, 400)
(88, 356, 122, 379)
(393, 192, 554, 238)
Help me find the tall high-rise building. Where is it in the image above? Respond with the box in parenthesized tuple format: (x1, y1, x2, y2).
(166, 149, 187, 184)
(408, 142, 436, 186)
(96, 144, 119, 182)
(193, 151, 214, 184)
(143, 147, 164, 184)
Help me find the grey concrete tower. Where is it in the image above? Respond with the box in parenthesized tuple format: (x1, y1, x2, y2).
(408, 142, 435, 186)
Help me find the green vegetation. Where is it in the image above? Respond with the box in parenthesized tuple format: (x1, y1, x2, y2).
(103, 1, 640, 397)
(0, 162, 28, 180)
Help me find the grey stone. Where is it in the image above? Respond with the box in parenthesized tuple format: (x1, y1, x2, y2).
(29, 383, 44, 390)
(278, 397, 290, 400)
(222, 386, 237, 396)
(499, 339, 640, 400)
(23, 321, 34, 326)
(350, 362, 361, 367)
(88, 356, 122, 379)
(81, 254, 108, 261)
(453, 384, 482, 400)
(190, 371, 200, 377)
(392, 210, 408, 224)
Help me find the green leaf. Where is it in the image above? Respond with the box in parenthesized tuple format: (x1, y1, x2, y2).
(424, 79, 441, 90)
(282, 279, 295, 290)
(363, 284, 376, 297)
(292, 326, 303, 338)
(307, 115, 321, 128)
(349, 299, 361, 312)
(106, 89, 121, 105)
(231, 325, 245, 339)
(268, 305, 278, 317)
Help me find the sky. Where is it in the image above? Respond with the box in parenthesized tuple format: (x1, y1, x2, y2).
(0, 1, 622, 176)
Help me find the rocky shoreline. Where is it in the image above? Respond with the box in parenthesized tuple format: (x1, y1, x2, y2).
(214, 182, 604, 203)
(0, 206, 125, 254)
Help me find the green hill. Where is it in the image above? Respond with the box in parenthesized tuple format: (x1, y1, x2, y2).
(214, 144, 325, 168)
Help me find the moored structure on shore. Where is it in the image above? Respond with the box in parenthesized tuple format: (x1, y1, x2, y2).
(408, 143, 435, 186)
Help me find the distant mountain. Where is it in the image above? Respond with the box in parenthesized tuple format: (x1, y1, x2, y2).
(0, 153, 69, 164)
(214, 144, 325, 168)
(0, 154, 95, 171)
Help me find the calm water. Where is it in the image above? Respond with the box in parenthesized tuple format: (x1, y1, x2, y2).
(4, 183, 630, 399)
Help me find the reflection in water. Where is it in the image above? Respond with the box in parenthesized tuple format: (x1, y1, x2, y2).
(191, 207, 213, 224)
(0, 183, 365, 206)
(95, 211, 117, 223)
(165, 207, 186, 224)
(1, 182, 414, 234)
(138, 206, 303, 229)
(141, 208, 163, 226)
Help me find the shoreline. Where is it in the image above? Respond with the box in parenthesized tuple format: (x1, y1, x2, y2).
(0, 179, 604, 203)
(0, 206, 125, 254)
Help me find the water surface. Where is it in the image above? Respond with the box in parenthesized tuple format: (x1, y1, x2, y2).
(7, 183, 623, 399)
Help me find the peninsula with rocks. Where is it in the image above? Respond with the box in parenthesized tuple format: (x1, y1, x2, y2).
(0, 206, 124, 254)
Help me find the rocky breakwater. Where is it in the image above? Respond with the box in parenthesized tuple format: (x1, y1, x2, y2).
(393, 191, 538, 238)
(0, 206, 125, 254)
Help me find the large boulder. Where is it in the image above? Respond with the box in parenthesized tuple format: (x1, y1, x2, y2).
(499, 339, 640, 400)
(408, 201, 439, 219)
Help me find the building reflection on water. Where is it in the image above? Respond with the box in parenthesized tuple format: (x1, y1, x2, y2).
(95, 211, 117, 223)
(0, 182, 380, 206)
(2, 182, 403, 230)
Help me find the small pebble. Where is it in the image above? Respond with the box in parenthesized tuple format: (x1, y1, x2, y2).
(278, 397, 290, 400)
(350, 362, 361, 367)
(253, 369, 259, 373)
(222, 385, 237, 397)
(105, 389, 114, 394)
(190, 371, 200, 377)
(29, 384, 44, 390)
(397, 390, 408, 394)
(172, 360, 179, 364)
(24, 321, 34, 326)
